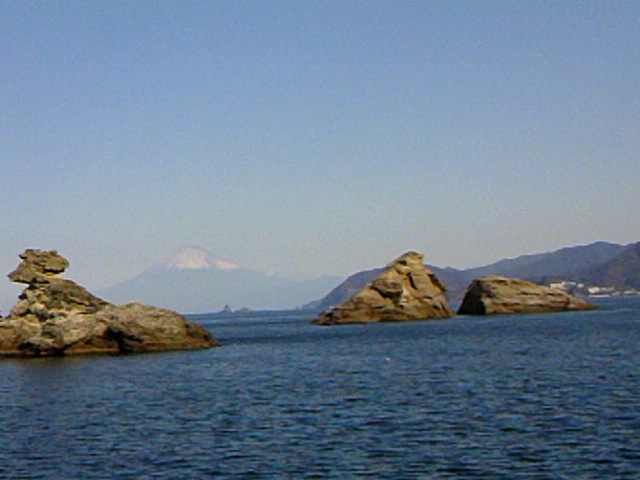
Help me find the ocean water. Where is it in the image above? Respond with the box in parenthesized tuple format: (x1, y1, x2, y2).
(1, 297, 640, 479)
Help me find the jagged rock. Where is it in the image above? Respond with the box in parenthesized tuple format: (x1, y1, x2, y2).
(0, 250, 219, 357)
(313, 251, 454, 325)
(458, 275, 598, 315)
(7, 249, 69, 284)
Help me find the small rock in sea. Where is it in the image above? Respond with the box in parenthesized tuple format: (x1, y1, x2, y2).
(314, 251, 454, 325)
(457, 275, 598, 315)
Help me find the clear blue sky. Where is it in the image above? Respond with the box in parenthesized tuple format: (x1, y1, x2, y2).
(1, 1, 639, 297)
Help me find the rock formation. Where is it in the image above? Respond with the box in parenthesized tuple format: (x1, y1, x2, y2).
(314, 251, 454, 325)
(457, 275, 598, 315)
(0, 249, 219, 357)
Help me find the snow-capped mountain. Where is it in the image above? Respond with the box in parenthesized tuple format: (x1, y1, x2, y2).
(161, 246, 240, 271)
(98, 246, 340, 314)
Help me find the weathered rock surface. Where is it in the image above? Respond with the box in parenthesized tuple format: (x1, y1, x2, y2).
(458, 275, 598, 315)
(0, 250, 219, 357)
(314, 251, 454, 325)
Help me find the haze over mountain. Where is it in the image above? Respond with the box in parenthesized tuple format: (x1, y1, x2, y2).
(98, 246, 340, 314)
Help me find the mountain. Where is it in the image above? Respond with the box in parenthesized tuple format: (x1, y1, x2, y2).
(98, 246, 341, 314)
(464, 241, 626, 281)
(314, 242, 631, 311)
(576, 242, 640, 289)
(159, 245, 240, 271)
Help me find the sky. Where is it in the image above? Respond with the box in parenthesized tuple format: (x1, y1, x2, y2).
(1, 0, 639, 301)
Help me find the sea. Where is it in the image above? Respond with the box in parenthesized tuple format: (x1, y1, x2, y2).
(1, 296, 640, 479)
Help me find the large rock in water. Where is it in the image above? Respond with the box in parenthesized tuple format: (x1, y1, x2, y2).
(458, 275, 598, 315)
(313, 252, 454, 325)
(0, 250, 219, 357)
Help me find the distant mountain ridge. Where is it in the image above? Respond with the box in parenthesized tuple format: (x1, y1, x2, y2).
(98, 246, 340, 314)
(464, 241, 627, 280)
(314, 241, 634, 311)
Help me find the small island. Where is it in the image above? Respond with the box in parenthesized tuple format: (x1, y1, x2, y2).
(314, 251, 454, 325)
(0, 249, 219, 357)
(458, 275, 598, 315)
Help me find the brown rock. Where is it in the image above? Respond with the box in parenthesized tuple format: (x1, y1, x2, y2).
(7, 249, 69, 284)
(0, 250, 219, 357)
(314, 251, 454, 325)
(458, 275, 598, 315)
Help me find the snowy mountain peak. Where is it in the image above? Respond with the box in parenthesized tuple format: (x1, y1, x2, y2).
(163, 246, 239, 271)
(214, 258, 241, 271)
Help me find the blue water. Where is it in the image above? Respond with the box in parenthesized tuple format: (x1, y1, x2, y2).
(1, 297, 640, 479)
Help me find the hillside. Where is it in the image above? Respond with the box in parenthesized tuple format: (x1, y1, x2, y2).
(576, 242, 640, 289)
(464, 241, 626, 281)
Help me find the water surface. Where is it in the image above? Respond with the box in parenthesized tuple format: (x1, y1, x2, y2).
(1, 297, 640, 479)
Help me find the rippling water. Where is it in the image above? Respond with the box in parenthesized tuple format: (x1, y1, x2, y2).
(2, 297, 640, 479)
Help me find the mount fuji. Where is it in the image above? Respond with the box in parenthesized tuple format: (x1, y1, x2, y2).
(98, 246, 340, 314)
(160, 245, 240, 271)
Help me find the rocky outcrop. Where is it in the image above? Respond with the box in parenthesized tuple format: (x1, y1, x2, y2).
(314, 251, 454, 325)
(458, 275, 598, 315)
(0, 249, 219, 357)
